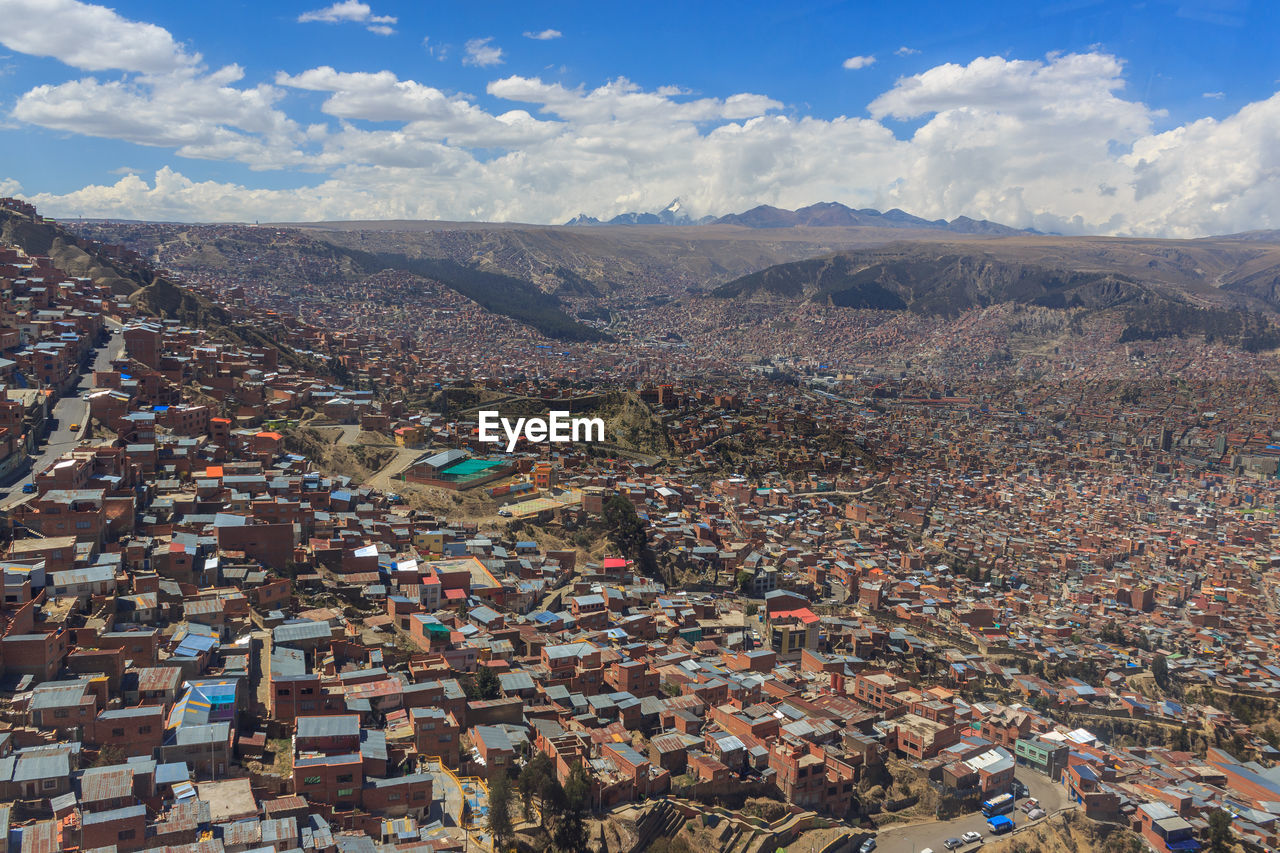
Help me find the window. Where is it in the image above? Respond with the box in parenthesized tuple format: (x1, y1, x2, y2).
(337, 774, 353, 783)
(278, 688, 292, 696)
(76, 520, 92, 529)
(413, 790, 426, 801)
(304, 776, 321, 786)
(388, 792, 401, 801)
(118, 830, 136, 841)
(301, 687, 314, 695)
(112, 728, 125, 737)
(140, 725, 152, 734)
(54, 709, 69, 718)
(337, 787, 354, 797)
(43, 780, 58, 789)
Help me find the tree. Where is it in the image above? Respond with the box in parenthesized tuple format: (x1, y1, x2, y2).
(603, 494, 659, 581)
(736, 570, 753, 592)
(554, 760, 592, 853)
(745, 603, 758, 617)
(1208, 808, 1233, 853)
(487, 773, 514, 847)
(463, 665, 501, 701)
(518, 752, 552, 822)
(93, 744, 125, 767)
(1152, 655, 1170, 690)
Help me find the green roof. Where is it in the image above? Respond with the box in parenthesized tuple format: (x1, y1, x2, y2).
(440, 459, 505, 479)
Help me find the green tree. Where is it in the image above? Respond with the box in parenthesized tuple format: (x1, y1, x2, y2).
(554, 761, 592, 853)
(488, 772, 514, 847)
(736, 570, 753, 592)
(518, 752, 552, 822)
(537, 768, 567, 829)
(603, 494, 659, 581)
(463, 665, 501, 700)
(1208, 808, 1232, 853)
(1152, 655, 1170, 690)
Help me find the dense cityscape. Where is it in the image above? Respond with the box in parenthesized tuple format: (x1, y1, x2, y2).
(0, 191, 1276, 853)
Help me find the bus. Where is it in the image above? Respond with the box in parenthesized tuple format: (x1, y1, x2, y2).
(982, 793, 1015, 817)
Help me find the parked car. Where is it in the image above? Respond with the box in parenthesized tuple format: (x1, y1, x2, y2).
(961, 831, 983, 844)
(1012, 780, 1029, 798)
(1027, 808, 1046, 820)
(22, 482, 37, 493)
(943, 839, 963, 850)
(1020, 798, 1040, 813)
(859, 839, 877, 853)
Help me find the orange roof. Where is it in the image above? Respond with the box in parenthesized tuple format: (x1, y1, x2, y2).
(256, 431, 283, 441)
(204, 466, 224, 478)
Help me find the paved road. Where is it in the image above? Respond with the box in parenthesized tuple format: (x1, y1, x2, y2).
(1, 321, 124, 509)
(872, 772, 1071, 853)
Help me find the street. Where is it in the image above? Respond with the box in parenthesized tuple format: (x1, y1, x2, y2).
(0, 319, 124, 510)
(871, 771, 1071, 853)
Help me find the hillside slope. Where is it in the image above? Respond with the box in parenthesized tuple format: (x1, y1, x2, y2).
(713, 237, 1280, 310)
(70, 223, 607, 341)
(714, 249, 1147, 313)
(0, 207, 310, 363)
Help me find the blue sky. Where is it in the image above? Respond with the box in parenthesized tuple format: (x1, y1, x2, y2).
(1, 0, 1278, 235)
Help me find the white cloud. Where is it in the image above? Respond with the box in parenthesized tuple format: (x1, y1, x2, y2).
(463, 37, 504, 67)
(842, 55, 876, 70)
(1203, 91, 1225, 99)
(895, 46, 920, 56)
(0, 0, 196, 73)
(4, 9, 1280, 239)
(298, 1, 397, 35)
(13, 63, 305, 169)
(0, 177, 22, 196)
(275, 66, 560, 149)
(524, 29, 562, 40)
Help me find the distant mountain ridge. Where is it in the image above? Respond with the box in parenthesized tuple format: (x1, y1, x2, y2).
(564, 199, 1032, 235)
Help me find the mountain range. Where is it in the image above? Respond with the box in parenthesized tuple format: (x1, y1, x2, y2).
(564, 199, 1032, 235)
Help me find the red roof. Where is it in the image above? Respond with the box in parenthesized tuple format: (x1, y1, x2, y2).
(603, 558, 630, 569)
(444, 588, 467, 600)
(774, 608, 819, 625)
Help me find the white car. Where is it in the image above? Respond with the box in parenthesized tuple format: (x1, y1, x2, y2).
(961, 831, 983, 844)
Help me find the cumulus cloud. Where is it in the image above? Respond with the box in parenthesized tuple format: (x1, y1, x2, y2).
(842, 55, 876, 70)
(463, 37, 504, 67)
(298, 1, 397, 35)
(13, 64, 305, 168)
(0, 177, 22, 196)
(895, 46, 920, 56)
(4, 5, 1280, 239)
(0, 0, 196, 73)
(524, 29, 562, 40)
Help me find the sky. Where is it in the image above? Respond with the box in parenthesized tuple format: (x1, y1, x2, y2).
(0, 0, 1278, 236)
